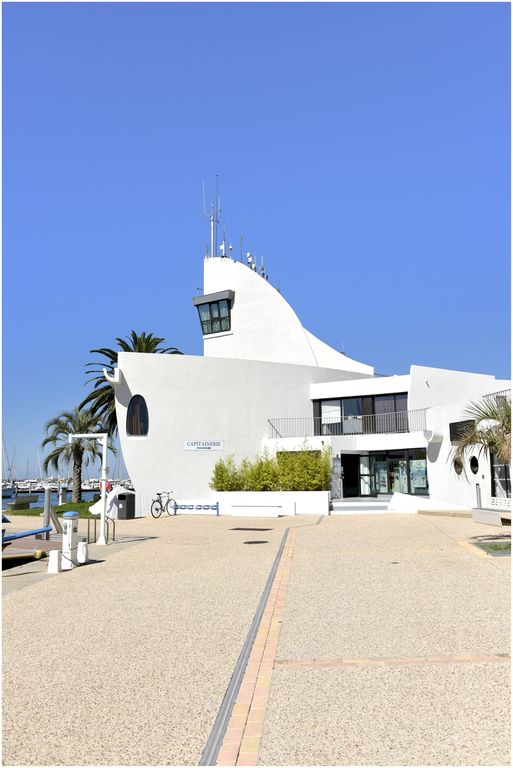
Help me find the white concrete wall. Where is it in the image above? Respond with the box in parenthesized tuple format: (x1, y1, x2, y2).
(264, 432, 426, 455)
(216, 491, 329, 517)
(423, 400, 497, 510)
(387, 492, 470, 513)
(115, 353, 364, 515)
(310, 374, 411, 401)
(202, 257, 373, 375)
(408, 365, 501, 411)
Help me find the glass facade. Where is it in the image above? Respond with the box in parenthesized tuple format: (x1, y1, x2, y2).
(197, 299, 231, 335)
(365, 449, 428, 496)
(315, 393, 408, 435)
(491, 453, 511, 499)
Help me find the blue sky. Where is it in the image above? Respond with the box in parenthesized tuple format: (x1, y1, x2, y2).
(3, 2, 510, 479)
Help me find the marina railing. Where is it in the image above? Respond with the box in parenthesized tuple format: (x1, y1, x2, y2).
(267, 409, 427, 439)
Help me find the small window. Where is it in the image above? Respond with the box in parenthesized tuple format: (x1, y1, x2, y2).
(126, 395, 149, 436)
(470, 456, 479, 475)
(197, 299, 231, 335)
(453, 457, 463, 475)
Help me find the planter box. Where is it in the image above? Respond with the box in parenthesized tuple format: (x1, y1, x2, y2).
(216, 491, 330, 517)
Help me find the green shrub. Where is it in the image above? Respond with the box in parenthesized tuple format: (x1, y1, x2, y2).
(210, 446, 332, 492)
(245, 450, 280, 491)
(209, 456, 242, 491)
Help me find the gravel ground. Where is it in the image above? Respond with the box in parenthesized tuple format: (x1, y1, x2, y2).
(3, 513, 510, 766)
(260, 514, 511, 766)
(2, 514, 312, 765)
(261, 663, 510, 765)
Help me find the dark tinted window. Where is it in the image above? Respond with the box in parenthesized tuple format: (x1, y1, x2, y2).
(197, 299, 231, 335)
(126, 395, 149, 436)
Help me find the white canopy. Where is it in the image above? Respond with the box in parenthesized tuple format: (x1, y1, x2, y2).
(88, 485, 135, 520)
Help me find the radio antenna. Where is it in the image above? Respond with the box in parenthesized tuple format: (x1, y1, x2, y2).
(215, 174, 220, 257)
(203, 178, 220, 258)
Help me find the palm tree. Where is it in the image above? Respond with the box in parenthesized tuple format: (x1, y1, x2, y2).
(42, 407, 115, 502)
(80, 331, 183, 435)
(453, 392, 511, 473)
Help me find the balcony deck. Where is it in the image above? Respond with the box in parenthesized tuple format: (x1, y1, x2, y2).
(268, 409, 427, 439)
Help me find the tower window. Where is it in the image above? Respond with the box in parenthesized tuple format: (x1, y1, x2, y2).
(126, 395, 149, 436)
(192, 290, 234, 336)
(197, 299, 231, 335)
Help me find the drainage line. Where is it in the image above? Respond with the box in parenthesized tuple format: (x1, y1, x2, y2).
(198, 528, 290, 766)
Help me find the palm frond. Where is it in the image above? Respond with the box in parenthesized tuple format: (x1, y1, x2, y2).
(452, 393, 511, 470)
(82, 331, 183, 435)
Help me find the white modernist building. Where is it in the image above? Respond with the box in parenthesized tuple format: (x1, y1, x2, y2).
(110, 252, 510, 517)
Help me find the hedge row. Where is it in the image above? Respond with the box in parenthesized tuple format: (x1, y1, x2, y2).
(210, 447, 332, 492)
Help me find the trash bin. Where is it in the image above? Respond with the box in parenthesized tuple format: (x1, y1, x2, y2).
(117, 493, 135, 519)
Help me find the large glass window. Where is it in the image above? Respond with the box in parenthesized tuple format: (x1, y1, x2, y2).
(314, 392, 408, 435)
(197, 299, 231, 335)
(374, 393, 408, 433)
(408, 448, 429, 495)
(360, 455, 371, 495)
(321, 400, 341, 435)
(368, 448, 428, 495)
(342, 398, 362, 434)
(126, 395, 149, 436)
(491, 454, 511, 498)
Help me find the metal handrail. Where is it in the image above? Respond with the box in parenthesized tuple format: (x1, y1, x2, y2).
(268, 409, 428, 439)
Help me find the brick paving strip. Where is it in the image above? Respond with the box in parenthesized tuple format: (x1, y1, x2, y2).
(275, 653, 510, 669)
(216, 528, 297, 767)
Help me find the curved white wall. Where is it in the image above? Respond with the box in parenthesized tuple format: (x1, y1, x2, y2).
(115, 352, 368, 515)
(202, 257, 373, 375)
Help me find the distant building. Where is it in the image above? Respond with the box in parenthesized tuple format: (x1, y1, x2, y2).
(110, 251, 510, 516)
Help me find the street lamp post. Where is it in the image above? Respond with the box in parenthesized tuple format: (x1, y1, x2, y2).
(68, 432, 109, 545)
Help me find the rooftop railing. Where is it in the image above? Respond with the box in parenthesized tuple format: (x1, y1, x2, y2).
(483, 388, 511, 401)
(267, 409, 428, 439)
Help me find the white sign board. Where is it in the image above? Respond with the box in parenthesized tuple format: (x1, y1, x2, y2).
(184, 440, 224, 451)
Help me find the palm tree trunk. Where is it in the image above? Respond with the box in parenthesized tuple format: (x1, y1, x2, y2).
(72, 452, 83, 503)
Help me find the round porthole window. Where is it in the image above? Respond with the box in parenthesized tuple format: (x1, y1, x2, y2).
(453, 457, 463, 475)
(470, 456, 479, 475)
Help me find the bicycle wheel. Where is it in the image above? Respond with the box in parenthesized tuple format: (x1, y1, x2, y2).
(150, 500, 162, 518)
(166, 498, 177, 516)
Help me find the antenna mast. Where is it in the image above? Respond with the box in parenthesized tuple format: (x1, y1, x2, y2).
(215, 174, 220, 257)
(203, 177, 221, 258)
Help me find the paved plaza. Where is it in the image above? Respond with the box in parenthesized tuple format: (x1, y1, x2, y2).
(2, 512, 510, 765)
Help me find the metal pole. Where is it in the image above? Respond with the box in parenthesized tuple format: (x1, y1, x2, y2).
(98, 434, 108, 546)
(43, 487, 51, 540)
(67, 433, 109, 545)
(210, 207, 214, 259)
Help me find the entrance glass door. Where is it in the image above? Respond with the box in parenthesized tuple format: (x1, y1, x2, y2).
(388, 459, 408, 494)
(370, 455, 388, 494)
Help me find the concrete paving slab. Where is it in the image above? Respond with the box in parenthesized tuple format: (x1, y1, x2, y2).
(4, 512, 510, 766)
(3, 515, 316, 765)
(260, 663, 510, 765)
(277, 515, 510, 661)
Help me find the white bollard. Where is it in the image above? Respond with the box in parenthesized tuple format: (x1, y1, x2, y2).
(77, 541, 88, 564)
(47, 549, 61, 573)
(58, 486, 68, 505)
(61, 511, 79, 570)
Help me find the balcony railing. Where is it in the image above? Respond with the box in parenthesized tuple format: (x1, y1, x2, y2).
(267, 409, 427, 439)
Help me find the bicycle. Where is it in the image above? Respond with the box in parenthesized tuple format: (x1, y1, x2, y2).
(150, 491, 176, 518)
